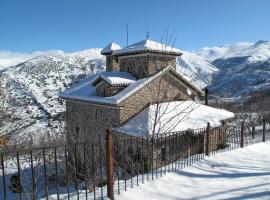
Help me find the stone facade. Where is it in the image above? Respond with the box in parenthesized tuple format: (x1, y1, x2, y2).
(105, 55, 119, 71)
(96, 81, 126, 97)
(118, 73, 192, 124)
(118, 53, 177, 78)
(65, 100, 121, 143)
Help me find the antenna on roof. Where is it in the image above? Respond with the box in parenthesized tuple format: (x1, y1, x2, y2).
(126, 25, 129, 47)
(146, 32, 150, 40)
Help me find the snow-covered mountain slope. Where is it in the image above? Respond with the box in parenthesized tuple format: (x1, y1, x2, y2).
(0, 49, 105, 144)
(0, 49, 214, 144)
(194, 42, 253, 62)
(176, 51, 218, 88)
(208, 40, 270, 96)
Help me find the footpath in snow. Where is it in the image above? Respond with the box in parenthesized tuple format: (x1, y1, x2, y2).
(117, 142, 270, 200)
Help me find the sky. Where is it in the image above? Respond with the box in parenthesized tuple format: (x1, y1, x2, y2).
(0, 0, 269, 54)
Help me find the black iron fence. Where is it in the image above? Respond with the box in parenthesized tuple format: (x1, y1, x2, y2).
(1, 120, 270, 200)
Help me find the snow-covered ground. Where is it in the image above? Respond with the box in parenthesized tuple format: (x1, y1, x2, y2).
(117, 142, 270, 200)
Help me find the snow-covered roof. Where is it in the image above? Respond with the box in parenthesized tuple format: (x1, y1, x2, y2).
(115, 100, 234, 136)
(101, 42, 121, 55)
(60, 75, 98, 99)
(96, 71, 137, 85)
(60, 67, 204, 106)
(60, 69, 167, 105)
(113, 39, 181, 56)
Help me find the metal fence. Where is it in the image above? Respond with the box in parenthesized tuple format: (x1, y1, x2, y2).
(1, 120, 270, 200)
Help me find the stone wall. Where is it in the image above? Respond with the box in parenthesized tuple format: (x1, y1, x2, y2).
(118, 73, 192, 125)
(106, 55, 119, 71)
(66, 100, 121, 143)
(118, 53, 177, 79)
(96, 81, 126, 97)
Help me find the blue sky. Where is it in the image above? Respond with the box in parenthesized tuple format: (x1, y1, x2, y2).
(0, 0, 269, 52)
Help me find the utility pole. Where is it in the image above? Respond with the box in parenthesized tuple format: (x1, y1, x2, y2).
(126, 24, 129, 47)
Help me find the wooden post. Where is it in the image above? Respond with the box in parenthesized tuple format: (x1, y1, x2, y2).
(240, 122, 244, 148)
(106, 129, 114, 200)
(206, 123, 210, 156)
(204, 87, 209, 106)
(262, 119, 266, 142)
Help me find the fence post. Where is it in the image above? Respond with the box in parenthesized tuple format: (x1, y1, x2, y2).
(106, 129, 114, 200)
(240, 122, 244, 148)
(206, 123, 210, 156)
(262, 119, 266, 142)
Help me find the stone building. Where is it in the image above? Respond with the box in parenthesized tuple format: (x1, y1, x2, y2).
(60, 39, 234, 145)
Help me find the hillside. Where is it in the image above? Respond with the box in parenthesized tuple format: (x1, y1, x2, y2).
(0, 49, 105, 144)
(177, 51, 218, 89)
(194, 40, 270, 97)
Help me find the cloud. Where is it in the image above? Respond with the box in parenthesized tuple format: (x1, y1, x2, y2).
(0, 51, 46, 69)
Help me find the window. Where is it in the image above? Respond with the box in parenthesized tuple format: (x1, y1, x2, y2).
(95, 109, 98, 118)
(75, 126, 80, 137)
(161, 147, 166, 161)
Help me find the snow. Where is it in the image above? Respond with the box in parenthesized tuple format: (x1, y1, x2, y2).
(113, 39, 181, 56)
(198, 40, 270, 96)
(99, 71, 136, 85)
(194, 42, 254, 62)
(101, 42, 121, 54)
(0, 48, 105, 144)
(61, 75, 98, 97)
(1, 139, 269, 199)
(176, 51, 218, 89)
(117, 141, 270, 200)
(115, 100, 234, 136)
(60, 67, 167, 105)
(61, 67, 203, 106)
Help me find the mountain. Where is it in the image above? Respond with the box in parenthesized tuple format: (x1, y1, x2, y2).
(177, 51, 218, 89)
(0, 48, 214, 144)
(0, 49, 105, 144)
(194, 40, 270, 97)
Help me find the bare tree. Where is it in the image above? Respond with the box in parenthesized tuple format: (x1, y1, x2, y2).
(119, 30, 202, 136)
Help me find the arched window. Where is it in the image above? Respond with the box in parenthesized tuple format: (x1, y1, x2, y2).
(161, 147, 166, 161)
